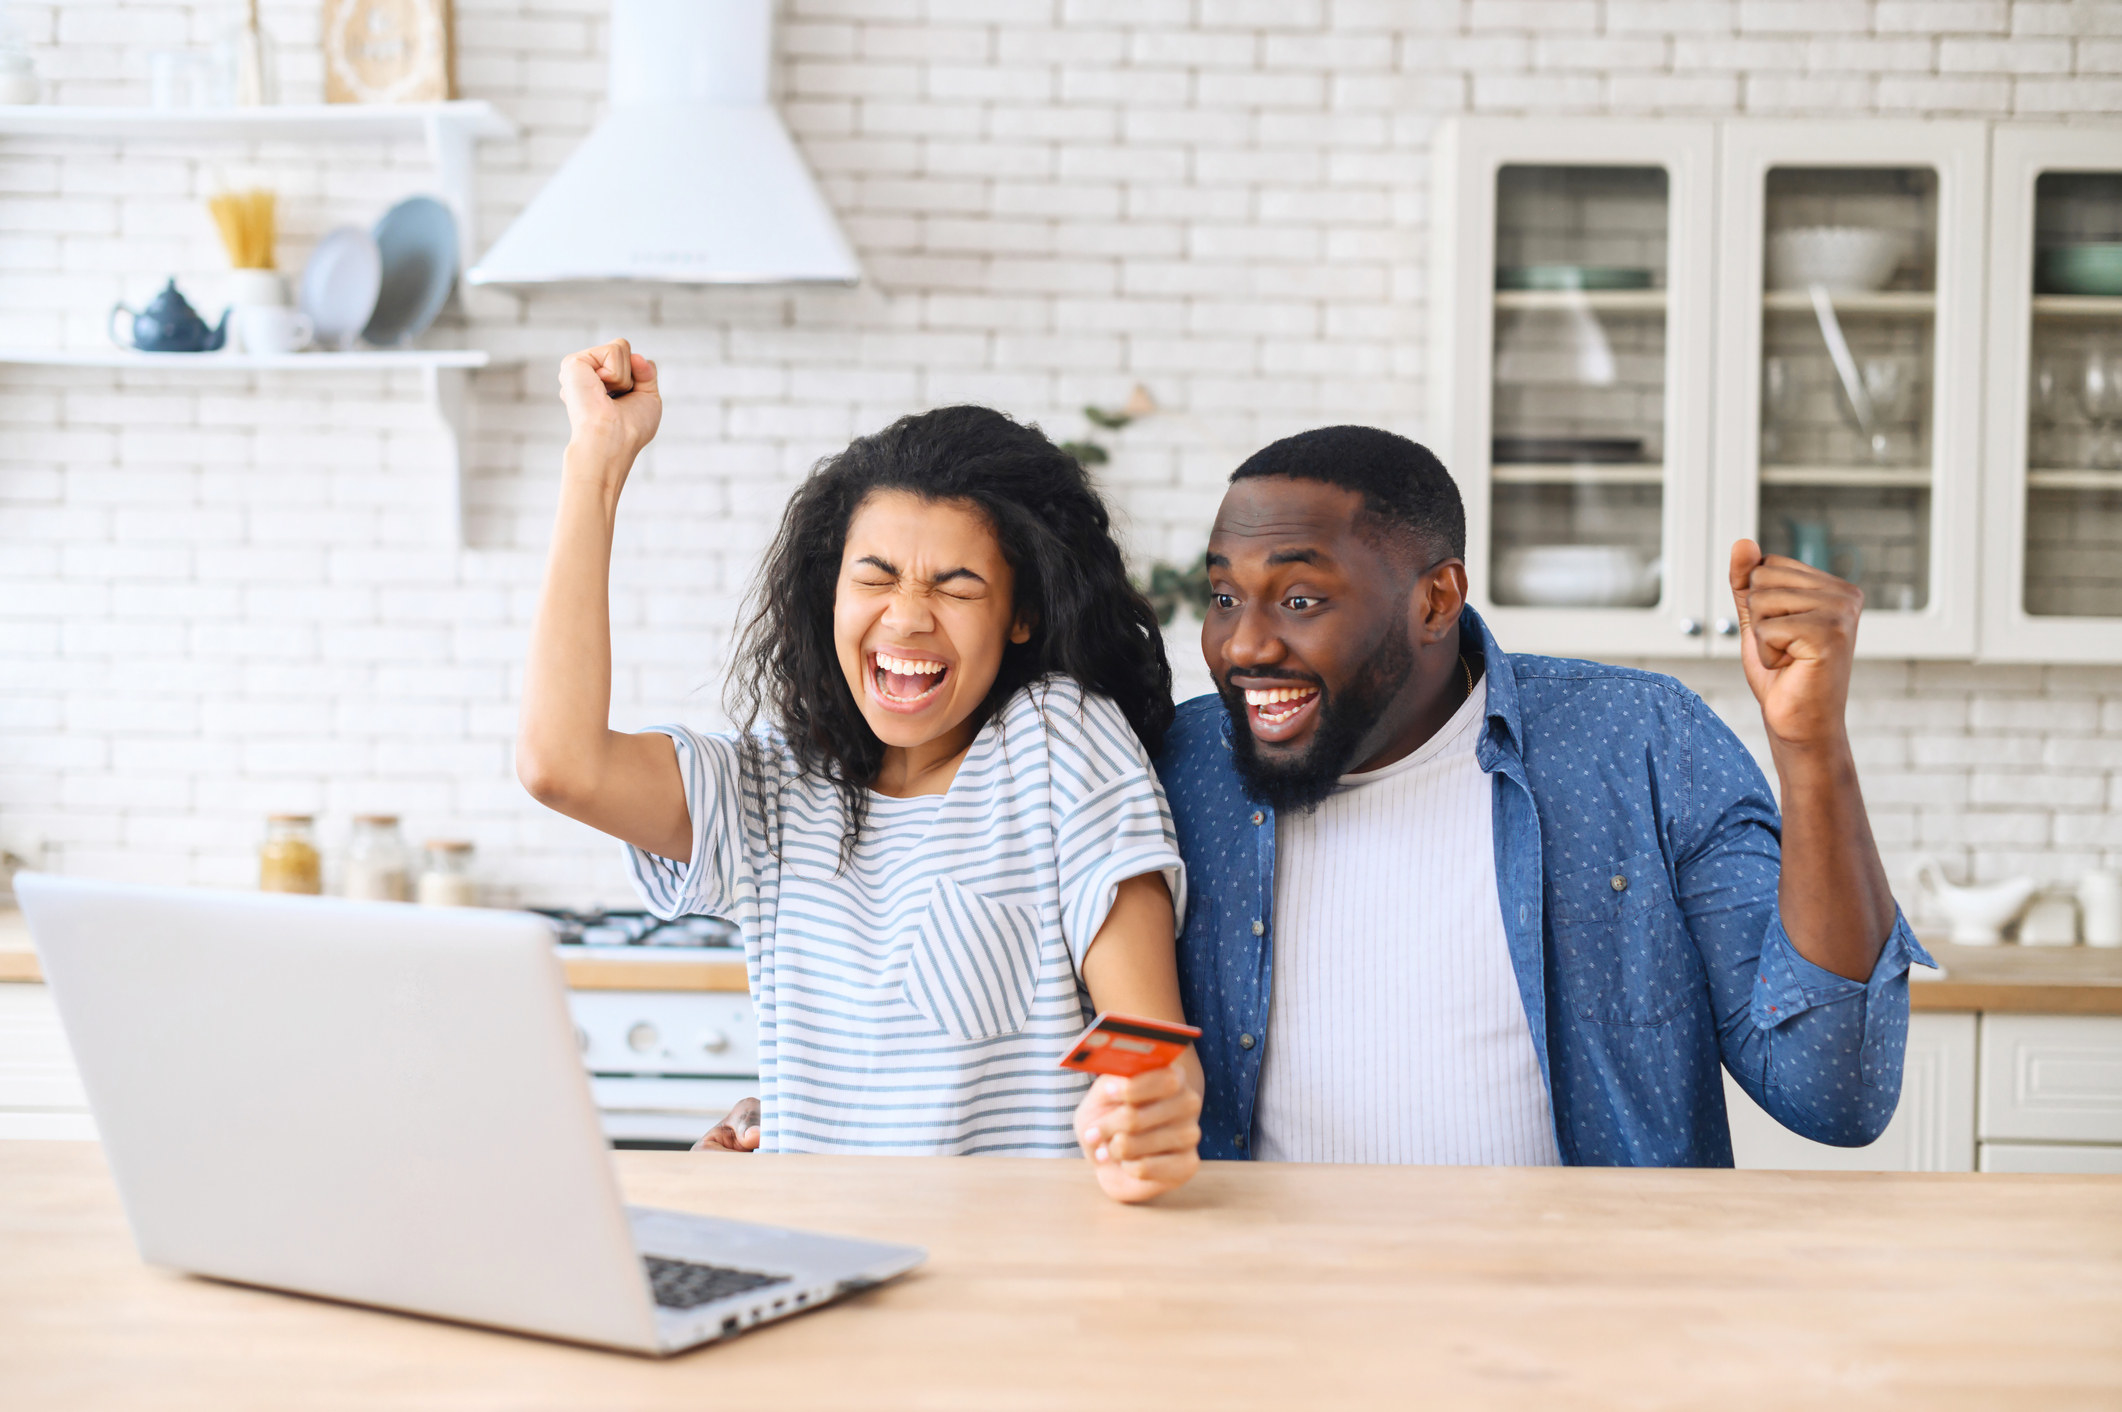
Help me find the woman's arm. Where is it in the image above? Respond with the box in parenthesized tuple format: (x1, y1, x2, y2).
(1074, 871, 1204, 1203)
(516, 340, 693, 862)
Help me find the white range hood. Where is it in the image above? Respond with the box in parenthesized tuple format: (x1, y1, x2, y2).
(466, 0, 859, 287)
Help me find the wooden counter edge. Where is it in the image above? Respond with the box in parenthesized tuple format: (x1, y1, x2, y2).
(1912, 980, 2122, 1015)
(10, 941, 2120, 1009)
(559, 955, 750, 993)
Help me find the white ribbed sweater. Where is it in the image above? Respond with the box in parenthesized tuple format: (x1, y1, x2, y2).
(1253, 679, 1562, 1166)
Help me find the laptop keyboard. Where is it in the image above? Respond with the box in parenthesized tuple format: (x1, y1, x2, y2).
(643, 1255, 791, 1311)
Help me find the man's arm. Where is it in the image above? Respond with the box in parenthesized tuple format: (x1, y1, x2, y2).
(1727, 540, 1897, 980)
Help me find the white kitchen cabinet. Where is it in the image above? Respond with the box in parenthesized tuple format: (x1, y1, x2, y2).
(1711, 121, 1988, 660)
(0, 984, 94, 1140)
(1728, 1010, 2122, 1174)
(1724, 1011, 1975, 1172)
(1980, 126, 2122, 663)
(1431, 118, 1719, 658)
(1979, 1142, 2122, 1174)
(1977, 1013, 2122, 1145)
(1436, 118, 2116, 663)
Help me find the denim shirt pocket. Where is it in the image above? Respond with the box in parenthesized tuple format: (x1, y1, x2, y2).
(1548, 847, 1693, 1027)
(901, 875, 1046, 1043)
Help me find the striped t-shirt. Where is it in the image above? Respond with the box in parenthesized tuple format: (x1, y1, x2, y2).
(625, 677, 1186, 1156)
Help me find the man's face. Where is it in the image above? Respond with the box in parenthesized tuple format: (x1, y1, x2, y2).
(1201, 477, 1420, 812)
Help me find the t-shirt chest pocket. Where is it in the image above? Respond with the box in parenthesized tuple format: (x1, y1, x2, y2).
(902, 875, 1046, 1043)
(1547, 847, 1695, 1027)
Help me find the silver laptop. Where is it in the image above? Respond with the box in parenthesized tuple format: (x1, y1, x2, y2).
(15, 873, 924, 1356)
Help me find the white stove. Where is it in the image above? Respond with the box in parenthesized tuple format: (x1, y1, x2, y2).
(538, 910, 758, 1148)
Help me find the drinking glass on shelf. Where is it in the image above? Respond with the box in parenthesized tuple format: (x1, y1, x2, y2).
(1762, 354, 1803, 462)
(2031, 355, 2087, 468)
(1828, 353, 1922, 466)
(2077, 348, 2122, 470)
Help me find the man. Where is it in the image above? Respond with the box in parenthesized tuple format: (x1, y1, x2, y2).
(1158, 425, 1931, 1166)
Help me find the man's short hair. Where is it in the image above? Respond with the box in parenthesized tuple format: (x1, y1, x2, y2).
(1228, 425, 1466, 566)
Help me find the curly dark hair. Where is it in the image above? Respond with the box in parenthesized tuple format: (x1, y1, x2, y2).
(727, 404, 1174, 856)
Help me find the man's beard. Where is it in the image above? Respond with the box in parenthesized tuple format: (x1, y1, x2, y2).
(1219, 622, 1414, 815)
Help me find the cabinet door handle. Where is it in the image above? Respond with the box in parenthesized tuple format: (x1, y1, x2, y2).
(1679, 618, 1703, 636)
(1714, 617, 1739, 636)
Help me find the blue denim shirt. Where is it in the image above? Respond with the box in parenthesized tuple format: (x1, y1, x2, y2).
(1154, 607, 1934, 1167)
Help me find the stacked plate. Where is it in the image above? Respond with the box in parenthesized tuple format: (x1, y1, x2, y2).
(2038, 244, 2122, 297)
(297, 196, 460, 351)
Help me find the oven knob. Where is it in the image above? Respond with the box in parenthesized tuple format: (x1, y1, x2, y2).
(698, 1028, 730, 1054)
(627, 1022, 660, 1053)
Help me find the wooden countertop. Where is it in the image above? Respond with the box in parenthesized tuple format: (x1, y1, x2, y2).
(7, 906, 2122, 1008)
(1911, 941, 2122, 1014)
(3, 1143, 2117, 1409)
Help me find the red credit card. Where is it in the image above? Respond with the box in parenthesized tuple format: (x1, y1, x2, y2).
(1056, 1011, 1202, 1078)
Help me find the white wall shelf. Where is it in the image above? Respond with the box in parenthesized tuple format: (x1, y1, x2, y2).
(0, 346, 513, 545)
(0, 100, 513, 143)
(0, 102, 520, 546)
(0, 348, 490, 372)
(0, 100, 515, 274)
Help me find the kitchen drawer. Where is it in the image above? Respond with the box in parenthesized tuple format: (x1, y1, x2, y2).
(1978, 1014, 2122, 1144)
(1979, 1141, 2122, 1175)
(0, 984, 96, 1138)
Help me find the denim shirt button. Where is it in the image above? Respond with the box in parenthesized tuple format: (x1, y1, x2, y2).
(1239, 1032, 1255, 1050)
(1610, 874, 1628, 892)
(1233, 1133, 1246, 1148)
(1250, 918, 1265, 936)
(1250, 810, 1264, 826)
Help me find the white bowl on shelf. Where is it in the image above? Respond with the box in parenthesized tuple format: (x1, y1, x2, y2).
(1766, 226, 1904, 293)
(1493, 546, 1661, 609)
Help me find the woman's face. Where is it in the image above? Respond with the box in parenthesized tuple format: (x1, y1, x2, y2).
(834, 490, 1030, 753)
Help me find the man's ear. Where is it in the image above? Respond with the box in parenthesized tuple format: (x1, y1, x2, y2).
(1415, 560, 1468, 643)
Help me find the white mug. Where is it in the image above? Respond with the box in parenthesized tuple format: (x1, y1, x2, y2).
(226, 269, 288, 307)
(2082, 870, 2122, 949)
(235, 305, 313, 355)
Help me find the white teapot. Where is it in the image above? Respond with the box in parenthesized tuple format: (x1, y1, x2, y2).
(1914, 858, 2037, 946)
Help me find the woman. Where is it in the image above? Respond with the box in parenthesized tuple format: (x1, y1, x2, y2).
(517, 340, 1202, 1203)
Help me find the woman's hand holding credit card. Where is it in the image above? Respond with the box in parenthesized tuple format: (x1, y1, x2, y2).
(1063, 1012, 1205, 1205)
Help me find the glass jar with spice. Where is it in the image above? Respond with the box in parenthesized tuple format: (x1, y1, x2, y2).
(258, 814, 321, 894)
(415, 840, 478, 907)
(343, 815, 411, 901)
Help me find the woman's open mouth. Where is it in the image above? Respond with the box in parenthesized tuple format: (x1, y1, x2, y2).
(1243, 684, 1321, 744)
(869, 651, 950, 713)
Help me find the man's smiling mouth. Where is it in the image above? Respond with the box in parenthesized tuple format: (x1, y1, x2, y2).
(1239, 682, 1321, 742)
(872, 651, 949, 708)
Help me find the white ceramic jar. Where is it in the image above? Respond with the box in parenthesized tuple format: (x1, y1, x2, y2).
(2081, 870, 2122, 949)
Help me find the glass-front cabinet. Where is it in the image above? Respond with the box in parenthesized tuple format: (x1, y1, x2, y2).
(1984, 126, 2122, 662)
(1711, 122, 1987, 659)
(1432, 120, 1716, 657)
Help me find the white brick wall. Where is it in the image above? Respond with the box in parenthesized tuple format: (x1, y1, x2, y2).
(3, 0, 2120, 923)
